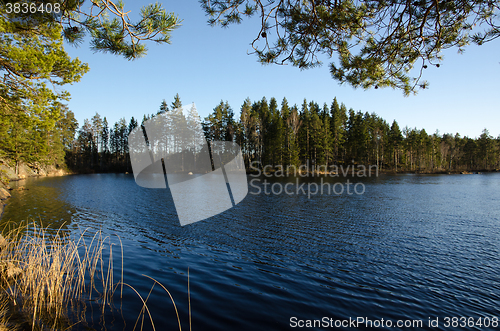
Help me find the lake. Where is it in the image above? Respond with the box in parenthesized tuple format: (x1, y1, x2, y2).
(2, 173, 500, 330)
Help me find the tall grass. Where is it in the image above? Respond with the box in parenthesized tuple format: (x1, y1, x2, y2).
(0, 221, 191, 331)
(0, 221, 120, 330)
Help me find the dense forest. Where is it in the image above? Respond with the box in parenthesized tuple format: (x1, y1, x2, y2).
(66, 94, 500, 174)
(0, 103, 79, 174)
(2, 92, 498, 175)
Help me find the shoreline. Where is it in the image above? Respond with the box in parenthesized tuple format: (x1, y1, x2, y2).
(246, 168, 499, 177)
(1, 160, 497, 218)
(0, 158, 100, 235)
(0, 158, 70, 227)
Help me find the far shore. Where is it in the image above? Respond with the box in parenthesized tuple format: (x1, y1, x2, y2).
(246, 167, 499, 177)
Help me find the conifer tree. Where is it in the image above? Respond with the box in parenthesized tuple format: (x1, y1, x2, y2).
(268, 97, 279, 166)
(100, 117, 109, 169)
(330, 98, 347, 164)
(389, 120, 403, 171)
(91, 113, 103, 169)
(310, 110, 323, 166)
(78, 119, 93, 169)
(203, 101, 234, 142)
(287, 105, 301, 169)
(320, 103, 333, 167)
(239, 98, 253, 165)
(171, 94, 182, 110)
(298, 99, 311, 165)
(274, 102, 285, 166)
(159, 100, 169, 114)
(257, 97, 270, 164)
(280, 98, 291, 167)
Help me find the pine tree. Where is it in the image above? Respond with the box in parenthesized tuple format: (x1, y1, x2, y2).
(171, 93, 182, 110)
(345, 109, 369, 164)
(118, 118, 128, 168)
(101, 117, 109, 169)
(91, 113, 103, 169)
(280, 98, 291, 167)
(274, 102, 285, 166)
(239, 98, 253, 166)
(57, 106, 79, 152)
(320, 103, 333, 168)
(159, 100, 169, 114)
(288, 105, 301, 170)
(389, 120, 403, 171)
(77, 119, 93, 170)
(298, 99, 311, 165)
(330, 98, 347, 164)
(48, 105, 77, 168)
(258, 97, 271, 165)
(310, 110, 323, 166)
(268, 97, 279, 166)
(478, 129, 496, 170)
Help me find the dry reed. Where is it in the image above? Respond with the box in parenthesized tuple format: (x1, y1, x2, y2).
(120, 271, 191, 331)
(0, 221, 120, 330)
(0, 221, 191, 331)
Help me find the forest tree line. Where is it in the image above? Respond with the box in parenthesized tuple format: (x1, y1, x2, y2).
(68, 94, 500, 174)
(0, 102, 78, 173)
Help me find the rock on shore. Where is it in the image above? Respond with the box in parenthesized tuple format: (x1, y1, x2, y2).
(0, 188, 11, 218)
(1, 159, 68, 180)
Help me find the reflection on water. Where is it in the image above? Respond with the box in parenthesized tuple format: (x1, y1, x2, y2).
(2, 177, 77, 235)
(2, 173, 500, 330)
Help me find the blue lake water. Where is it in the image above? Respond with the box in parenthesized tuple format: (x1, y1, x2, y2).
(2, 173, 500, 330)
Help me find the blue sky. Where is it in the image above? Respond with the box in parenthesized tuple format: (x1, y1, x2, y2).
(64, 0, 500, 139)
